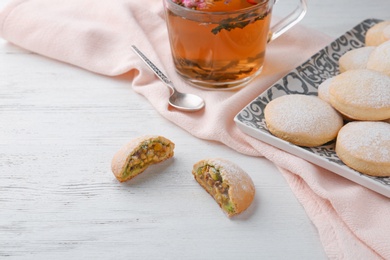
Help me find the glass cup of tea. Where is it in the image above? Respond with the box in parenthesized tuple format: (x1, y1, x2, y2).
(163, 0, 307, 90)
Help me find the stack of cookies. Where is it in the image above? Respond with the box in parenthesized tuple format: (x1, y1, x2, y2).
(265, 21, 390, 177)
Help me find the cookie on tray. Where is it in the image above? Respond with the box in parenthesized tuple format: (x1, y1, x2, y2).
(264, 94, 343, 147)
(317, 77, 333, 103)
(367, 41, 390, 76)
(329, 69, 390, 121)
(336, 121, 390, 177)
(338, 46, 376, 73)
(365, 20, 390, 46)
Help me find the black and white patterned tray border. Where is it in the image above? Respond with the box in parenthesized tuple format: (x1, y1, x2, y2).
(236, 18, 390, 186)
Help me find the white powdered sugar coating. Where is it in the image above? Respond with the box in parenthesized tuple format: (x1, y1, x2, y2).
(367, 41, 390, 76)
(211, 158, 253, 192)
(384, 24, 390, 40)
(318, 77, 333, 103)
(338, 121, 390, 162)
(366, 21, 390, 46)
(339, 46, 376, 71)
(266, 95, 342, 136)
(331, 69, 390, 108)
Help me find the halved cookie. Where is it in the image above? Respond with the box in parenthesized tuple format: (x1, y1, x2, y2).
(192, 158, 255, 217)
(111, 135, 175, 182)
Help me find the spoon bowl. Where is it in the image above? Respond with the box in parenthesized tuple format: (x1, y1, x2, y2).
(131, 46, 205, 112)
(169, 91, 205, 111)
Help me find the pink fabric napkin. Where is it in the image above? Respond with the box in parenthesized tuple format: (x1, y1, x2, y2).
(1, 0, 389, 258)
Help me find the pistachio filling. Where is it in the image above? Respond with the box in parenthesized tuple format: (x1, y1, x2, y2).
(123, 141, 171, 178)
(196, 165, 234, 214)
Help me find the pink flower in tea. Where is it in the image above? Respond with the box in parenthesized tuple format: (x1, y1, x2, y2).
(172, 0, 258, 10)
(173, 0, 214, 9)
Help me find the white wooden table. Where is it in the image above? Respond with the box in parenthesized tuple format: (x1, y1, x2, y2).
(1, 0, 389, 259)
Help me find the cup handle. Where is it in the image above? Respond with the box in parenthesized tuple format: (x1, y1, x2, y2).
(268, 0, 308, 42)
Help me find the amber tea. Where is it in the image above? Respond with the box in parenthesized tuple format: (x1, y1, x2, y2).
(163, 0, 307, 89)
(164, 0, 272, 89)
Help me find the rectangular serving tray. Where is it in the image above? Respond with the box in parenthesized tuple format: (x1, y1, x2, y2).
(234, 18, 390, 198)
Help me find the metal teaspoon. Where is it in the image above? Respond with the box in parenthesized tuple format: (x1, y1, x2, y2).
(131, 45, 205, 112)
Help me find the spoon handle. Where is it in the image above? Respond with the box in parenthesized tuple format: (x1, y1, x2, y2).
(131, 45, 173, 86)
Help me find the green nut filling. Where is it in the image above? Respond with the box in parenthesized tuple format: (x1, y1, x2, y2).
(223, 201, 235, 213)
(197, 164, 235, 214)
(197, 165, 222, 181)
(123, 164, 143, 178)
(210, 167, 222, 181)
(123, 140, 169, 178)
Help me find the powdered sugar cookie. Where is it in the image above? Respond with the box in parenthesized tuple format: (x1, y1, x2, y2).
(339, 46, 376, 73)
(264, 94, 343, 147)
(329, 69, 390, 121)
(384, 25, 390, 41)
(192, 158, 255, 217)
(317, 77, 333, 103)
(367, 41, 390, 76)
(336, 121, 390, 177)
(365, 21, 390, 46)
(318, 77, 356, 121)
